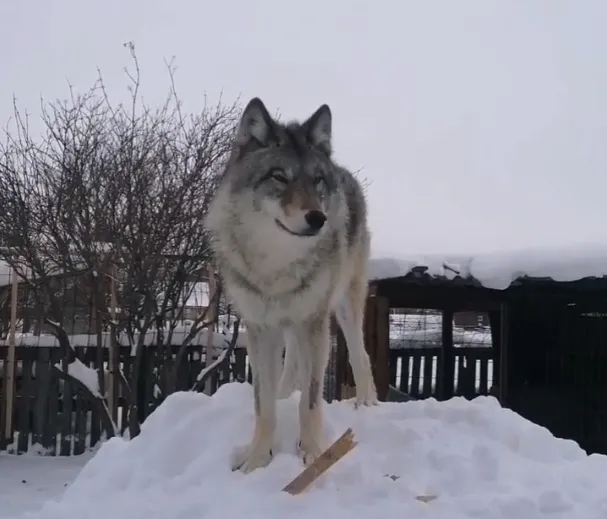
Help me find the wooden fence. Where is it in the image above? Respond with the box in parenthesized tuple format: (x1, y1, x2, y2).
(0, 343, 495, 455)
(0, 345, 250, 456)
(389, 346, 494, 399)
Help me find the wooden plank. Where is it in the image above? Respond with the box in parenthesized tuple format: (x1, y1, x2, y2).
(489, 308, 501, 392)
(334, 323, 352, 399)
(220, 351, 231, 388)
(0, 346, 7, 445)
(73, 386, 86, 455)
(134, 347, 147, 424)
(17, 349, 34, 453)
(46, 347, 62, 455)
(73, 347, 91, 453)
(88, 349, 101, 446)
(233, 349, 247, 383)
(441, 309, 455, 400)
(282, 428, 358, 495)
(461, 351, 480, 399)
(399, 353, 410, 394)
(388, 350, 398, 388)
(456, 354, 466, 396)
(60, 353, 74, 456)
(143, 347, 156, 419)
(363, 297, 377, 397)
(182, 344, 190, 388)
(210, 369, 220, 394)
(422, 353, 434, 397)
(479, 355, 489, 395)
(204, 270, 218, 396)
(117, 346, 131, 437)
(32, 348, 50, 449)
(374, 296, 390, 401)
(499, 302, 509, 405)
(4, 268, 19, 442)
(109, 266, 119, 424)
(410, 354, 421, 398)
(41, 358, 56, 453)
(246, 354, 253, 385)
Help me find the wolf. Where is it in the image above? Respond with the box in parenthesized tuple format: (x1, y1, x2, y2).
(205, 98, 378, 474)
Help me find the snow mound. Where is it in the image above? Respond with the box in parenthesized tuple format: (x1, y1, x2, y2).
(22, 383, 607, 519)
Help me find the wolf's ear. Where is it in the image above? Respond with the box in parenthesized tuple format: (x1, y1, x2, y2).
(303, 104, 332, 156)
(234, 98, 279, 152)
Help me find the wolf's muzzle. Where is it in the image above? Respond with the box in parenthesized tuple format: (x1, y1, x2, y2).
(304, 210, 326, 231)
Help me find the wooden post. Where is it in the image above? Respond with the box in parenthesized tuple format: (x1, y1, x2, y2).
(204, 268, 217, 396)
(334, 322, 354, 401)
(4, 266, 19, 441)
(108, 266, 118, 423)
(373, 296, 390, 402)
(282, 428, 358, 495)
(363, 295, 390, 402)
(498, 302, 509, 406)
(440, 308, 455, 400)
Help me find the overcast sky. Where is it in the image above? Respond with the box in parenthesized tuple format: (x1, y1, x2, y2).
(1, 0, 605, 257)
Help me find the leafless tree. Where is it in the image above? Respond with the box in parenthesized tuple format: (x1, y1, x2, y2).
(0, 44, 240, 439)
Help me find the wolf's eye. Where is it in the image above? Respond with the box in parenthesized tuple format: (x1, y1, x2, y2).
(269, 169, 288, 183)
(313, 176, 325, 187)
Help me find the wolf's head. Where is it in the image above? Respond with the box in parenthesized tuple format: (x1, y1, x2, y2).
(214, 98, 343, 239)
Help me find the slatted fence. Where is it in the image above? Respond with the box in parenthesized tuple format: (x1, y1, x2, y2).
(389, 346, 494, 399)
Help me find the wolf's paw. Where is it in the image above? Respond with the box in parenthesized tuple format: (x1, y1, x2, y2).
(297, 438, 324, 466)
(230, 442, 274, 474)
(354, 381, 379, 408)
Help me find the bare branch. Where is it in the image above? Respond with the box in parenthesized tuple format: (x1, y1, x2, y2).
(191, 318, 241, 393)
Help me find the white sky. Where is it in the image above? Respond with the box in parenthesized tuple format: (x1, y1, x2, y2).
(1, 0, 605, 256)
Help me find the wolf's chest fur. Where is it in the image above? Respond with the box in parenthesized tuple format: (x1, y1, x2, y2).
(219, 238, 346, 327)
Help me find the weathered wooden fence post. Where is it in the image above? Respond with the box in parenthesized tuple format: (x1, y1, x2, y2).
(204, 267, 217, 396)
(335, 293, 390, 402)
(108, 265, 119, 424)
(3, 266, 19, 443)
(363, 295, 390, 402)
(438, 308, 455, 400)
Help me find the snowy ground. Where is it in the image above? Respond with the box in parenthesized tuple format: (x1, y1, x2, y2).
(0, 450, 94, 518)
(4, 382, 607, 519)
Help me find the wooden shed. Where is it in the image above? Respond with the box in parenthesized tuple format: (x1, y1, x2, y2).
(335, 252, 607, 455)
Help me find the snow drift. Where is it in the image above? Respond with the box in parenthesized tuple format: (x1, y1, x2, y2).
(17, 382, 607, 519)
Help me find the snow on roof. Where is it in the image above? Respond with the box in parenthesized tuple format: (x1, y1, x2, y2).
(4, 243, 607, 292)
(369, 243, 607, 290)
(21, 381, 606, 519)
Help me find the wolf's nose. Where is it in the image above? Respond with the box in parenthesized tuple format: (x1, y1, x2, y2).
(305, 210, 327, 231)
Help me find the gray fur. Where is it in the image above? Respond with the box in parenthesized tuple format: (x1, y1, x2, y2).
(206, 98, 377, 474)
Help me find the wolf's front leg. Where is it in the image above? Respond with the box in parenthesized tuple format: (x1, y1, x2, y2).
(277, 331, 299, 399)
(293, 313, 332, 466)
(230, 325, 283, 473)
